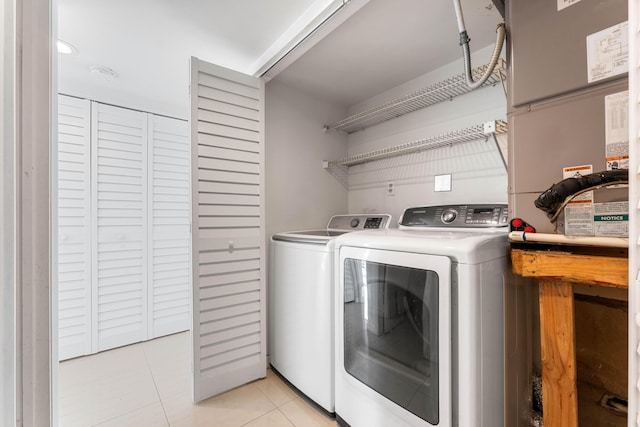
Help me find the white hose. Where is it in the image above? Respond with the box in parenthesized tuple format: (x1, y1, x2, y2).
(509, 231, 629, 248)
(453, 0, 466, 31)
(453, 0, 506, 90)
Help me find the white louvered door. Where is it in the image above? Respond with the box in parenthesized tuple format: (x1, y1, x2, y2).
(148, 115, 191, 338)
(57, 99, 191, 359)
(190, 57, 266, 402)
(92, 102, 148, 352)
(57, 95, 92, 360)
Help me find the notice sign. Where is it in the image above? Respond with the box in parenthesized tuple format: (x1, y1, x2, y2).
(587, 21, 628, 83)
(563, 164, 594, 236)
(605, 90, 629, 170)
(594, 201, 628, 237)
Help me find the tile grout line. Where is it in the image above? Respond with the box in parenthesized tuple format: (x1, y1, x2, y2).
(239, 407, 289, 427)
(60, 345, 161, 427)
(260, 374, 324, 427)
(243, 376, 285, 425)
(141, 342, 172, 427)
(90, 402, 162, 427)
(238, 374, 297, 426)
(278, 406, 299, 427)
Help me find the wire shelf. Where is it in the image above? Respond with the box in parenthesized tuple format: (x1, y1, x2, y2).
(326, 120, 507, 169)
(324, 59, 506, 134)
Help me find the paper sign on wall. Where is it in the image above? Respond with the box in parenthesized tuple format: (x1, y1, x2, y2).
(587, 21, 629, 83)
(605, 90, 629, 171)
(562, 164, 594, 236)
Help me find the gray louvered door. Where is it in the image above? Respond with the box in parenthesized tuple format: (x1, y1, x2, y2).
(190, 57, 266, 402)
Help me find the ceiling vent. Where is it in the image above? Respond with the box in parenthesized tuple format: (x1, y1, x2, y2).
(88, 65, 118, 82)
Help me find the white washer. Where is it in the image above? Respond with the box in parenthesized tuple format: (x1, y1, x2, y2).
(334, 204, 509, 427)
(269, 214, 391, 414)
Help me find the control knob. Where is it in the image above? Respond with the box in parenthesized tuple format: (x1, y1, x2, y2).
(350, 218, 360, 228)
(441, 209, 458, 224)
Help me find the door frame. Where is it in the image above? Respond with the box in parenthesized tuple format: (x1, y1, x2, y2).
(7, 0, 56, 425)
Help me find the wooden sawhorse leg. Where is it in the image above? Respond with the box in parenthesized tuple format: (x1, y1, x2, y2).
(539, 279, 578, 427)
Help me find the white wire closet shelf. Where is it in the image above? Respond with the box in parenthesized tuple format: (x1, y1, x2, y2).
(323, 120, 507, 188)
(324, 59, 506, 134)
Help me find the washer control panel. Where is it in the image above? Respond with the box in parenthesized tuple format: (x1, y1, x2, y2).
(328, 214, 392, 231)
(400, 204, 509, 228)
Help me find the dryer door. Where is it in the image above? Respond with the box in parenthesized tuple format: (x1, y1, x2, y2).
(337, 247, 452, 427)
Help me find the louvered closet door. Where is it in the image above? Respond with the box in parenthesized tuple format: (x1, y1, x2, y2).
(190, 57, 266, 402)
(148, 115, 191, 338)
(57, 95, 92, 361)
(92, 102, 148, 352)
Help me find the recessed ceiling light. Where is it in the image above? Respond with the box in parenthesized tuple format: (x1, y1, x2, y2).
(89, 65, 118, 82)
(56, 40, 77, 55)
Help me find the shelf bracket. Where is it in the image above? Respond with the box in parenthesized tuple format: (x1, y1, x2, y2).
(322, 160, 349, 189)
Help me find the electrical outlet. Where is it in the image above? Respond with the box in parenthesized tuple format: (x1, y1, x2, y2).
(387, 182, 395, 196)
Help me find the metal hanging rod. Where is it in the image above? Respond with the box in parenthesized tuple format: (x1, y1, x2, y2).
(324, 59, 506, 134)
(325, 120, 507, 169)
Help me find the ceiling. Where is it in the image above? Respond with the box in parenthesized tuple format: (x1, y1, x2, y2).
(57, 0, 504, 118)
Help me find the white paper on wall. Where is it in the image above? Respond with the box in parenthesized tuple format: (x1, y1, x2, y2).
(604, 90, 629, 170)
(562, 164, 594, 235)
(586, 21, 629, 83)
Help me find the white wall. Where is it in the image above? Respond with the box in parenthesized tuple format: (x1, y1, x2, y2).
(343, 46, 508, 224)
(265, 80, 349, 239)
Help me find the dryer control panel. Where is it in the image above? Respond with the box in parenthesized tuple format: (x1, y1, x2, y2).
(400, 204, 509, 228)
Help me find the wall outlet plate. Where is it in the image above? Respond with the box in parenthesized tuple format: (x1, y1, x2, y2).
(434, 174, 452, 192)
(386, 182, 395, 196)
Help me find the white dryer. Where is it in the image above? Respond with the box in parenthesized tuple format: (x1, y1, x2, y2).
(334, 204, 509, 427)
(269, 214, 391, 414)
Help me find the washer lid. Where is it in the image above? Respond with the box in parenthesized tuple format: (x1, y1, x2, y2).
(272, 230, 347, 245)
(271, 213, 392, 245)
(287, 230, 347, 237)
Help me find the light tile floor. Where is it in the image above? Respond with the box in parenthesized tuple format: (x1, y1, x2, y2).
(58, 332, 338, 427)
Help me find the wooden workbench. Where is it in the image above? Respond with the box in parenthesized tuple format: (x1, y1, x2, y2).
(511, 247, 628, 427)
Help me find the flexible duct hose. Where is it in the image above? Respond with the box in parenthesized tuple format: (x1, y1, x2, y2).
(453, 0, 506, 90)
